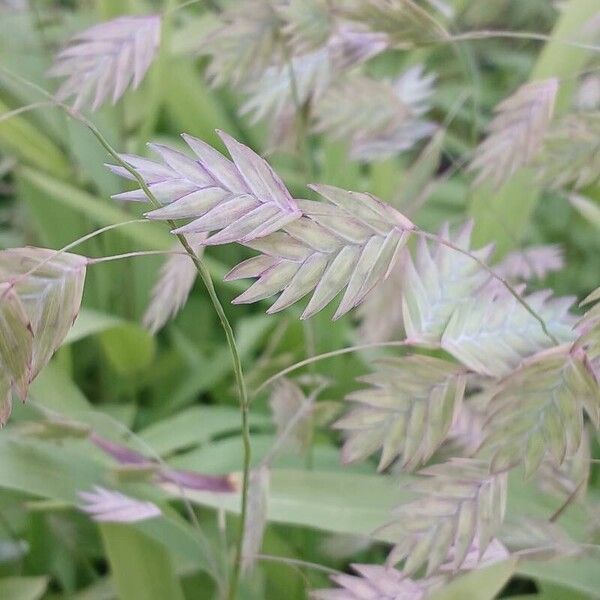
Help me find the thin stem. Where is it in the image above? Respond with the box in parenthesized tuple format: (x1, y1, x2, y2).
(0, 219, 148, 300)
(137, 0, 176, 153)
(0, 101, 55, 124)
(177, 237, 251, 600)
(30, 0, 52, 55)
(165, 0, 222, 15)
(399, 93, 471, 215)
(260, 383, 326, 468)
(445, 30, 600, 54)
(414, 229, 560, 345)
(284, 44, 321, 471)
(251, 553, 342, 576)
(253, 340, 416, 398)
(285, 55, 319, 347)
(68, 110, 249, 600)
(283, 48, 316, 179)
(88, 249, 185, 265)
(0, 66, 249, 598)
(549, 478, 586, 523)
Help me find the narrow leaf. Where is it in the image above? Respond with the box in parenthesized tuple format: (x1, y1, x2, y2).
(100, 524, 185, 600)
(241, 466, 270, 573)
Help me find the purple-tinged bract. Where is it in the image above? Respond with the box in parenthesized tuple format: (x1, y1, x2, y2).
(108, 131, 301, 246)
(48, 15, 161, 111)
(227, 184, 414, 319)
(79, 486, 161, 523)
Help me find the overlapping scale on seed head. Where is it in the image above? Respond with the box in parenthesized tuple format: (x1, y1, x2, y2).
(0, 248, 87, 424)
(382, 458, 507, 575)
(200, 0, 283, 88)
(537, 113, 600, 191)
(275, 0, 334, 54)
(441, 287, 576, 378)
(313, 564, 444, 600)
(469, 78, 558, 190)
(48, 15, 161, 111)
(143, 232, 207, 334)
(493, 244, 564, 282)
(336, 355, 466, 471)
(240, 25, 388, 127)
(402, 220, 494, 343)
(341, 0, 450, 49)
(315, 65, 437, 161)
(479, 347, 600, 476)
(226, 184, 414, 319)
(108, 131, 301, 246)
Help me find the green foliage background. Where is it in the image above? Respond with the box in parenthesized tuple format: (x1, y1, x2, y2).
(0, 0, 600, 598)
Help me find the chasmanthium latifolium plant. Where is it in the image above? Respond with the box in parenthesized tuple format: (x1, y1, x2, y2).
(2, 0, 600, 598)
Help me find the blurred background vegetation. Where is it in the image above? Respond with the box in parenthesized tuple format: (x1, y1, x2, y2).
(1, 0, 600, 598)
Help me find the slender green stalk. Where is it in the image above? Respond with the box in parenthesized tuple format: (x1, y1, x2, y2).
(445, 29, 600, 54)
(283, 48, 317, 181)
(254, 341, 415, 397)
(0, 219, 149, 304)
(253, 553, 342, 576)
(84, 122, 250, 600)
(549, 479, 586, 523)
(30, 0, 52, 54)
(0, 101, 55, 124)
(87, 249, 184, 264)
(136, 0, 177, 152)
(165, 0, 222, 14)
(0, 65, 251, 597)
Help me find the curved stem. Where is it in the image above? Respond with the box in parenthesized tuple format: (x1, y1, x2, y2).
(252, 553, 342, 576)
(176, 236, 251, 600)
(88, 249, 184, 265)
(77, 115, 249, 600)
(253, 340, 416, 398)
(0, 66, 250, 597)
(0, 219, 147, 300)
(0, 101, 55, 124)
(549, 478, 586, 523)
(165, 0, 222, 15)
(445, 30, 600, 53)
